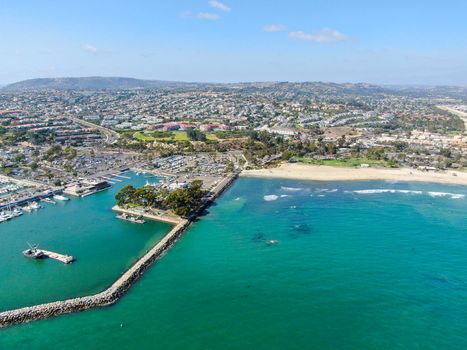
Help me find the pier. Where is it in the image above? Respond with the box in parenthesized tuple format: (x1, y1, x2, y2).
(40, 250, 74, 264)
(112, 173, 131, 180)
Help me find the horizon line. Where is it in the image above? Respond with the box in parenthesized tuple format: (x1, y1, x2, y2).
(2, 76, 467, 88)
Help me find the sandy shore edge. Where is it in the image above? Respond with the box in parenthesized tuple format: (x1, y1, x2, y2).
(241, 163, 467, 186)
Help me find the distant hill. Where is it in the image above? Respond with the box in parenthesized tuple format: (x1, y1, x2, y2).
(1, 77, 194, 91)
(2, 77, 466, 100)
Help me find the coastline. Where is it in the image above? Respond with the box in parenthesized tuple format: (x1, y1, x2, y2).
(112, 205, 183, 225)
(241, 163, 467, 186)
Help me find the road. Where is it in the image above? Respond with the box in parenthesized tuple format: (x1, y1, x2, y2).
(437, 105, 467, 134)
(69, 117, 119, 144)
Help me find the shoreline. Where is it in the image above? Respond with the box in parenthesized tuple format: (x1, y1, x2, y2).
(241, 163, 467, 186)
(112, 205, 183, 225)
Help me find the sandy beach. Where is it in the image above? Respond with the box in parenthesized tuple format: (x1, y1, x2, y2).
(241, 163, 467, 186)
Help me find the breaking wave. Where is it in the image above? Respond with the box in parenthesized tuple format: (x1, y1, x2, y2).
(353, 189, 422, 195)
(352, 189, 465, 199)
(264, 195, 279, 201)
(281, 186, 304, 192)
(314, 188, 338, 193)
(428, 192, 465, 199)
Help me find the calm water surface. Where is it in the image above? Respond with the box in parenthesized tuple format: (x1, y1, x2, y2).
(0, 172, 171, 311)
(1, 178, 467, 350)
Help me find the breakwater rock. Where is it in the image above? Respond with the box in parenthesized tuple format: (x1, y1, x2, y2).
(0, 220, 189, 328)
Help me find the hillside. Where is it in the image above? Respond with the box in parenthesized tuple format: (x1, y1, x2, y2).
(1, 77, 192, 91)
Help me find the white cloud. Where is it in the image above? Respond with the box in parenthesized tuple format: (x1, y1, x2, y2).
(208, 0, 231, 12)
(289, 28, 347, 43)
(196, 12, 220, 20)
(82, 43, 98, 54)
(263, 24, 287, 33)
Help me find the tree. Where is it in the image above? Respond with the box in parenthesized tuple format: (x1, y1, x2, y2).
(365, 146, 386, 161)
(115, 185, 136, 206)
(338, 135, 346, 148)
(187, 129, 207, 141)
(440, 148, 452, 158)
(115, 181, 207, 218)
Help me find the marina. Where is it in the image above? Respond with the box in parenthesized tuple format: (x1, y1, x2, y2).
(0, 171, 171, 312)
(0, 169, 239, 326)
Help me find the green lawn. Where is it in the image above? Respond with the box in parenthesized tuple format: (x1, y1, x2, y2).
(134, 131, 219, 142)
(134, 132, 157, 142)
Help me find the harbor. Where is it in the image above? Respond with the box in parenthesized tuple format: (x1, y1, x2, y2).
(0, 169, 240, 327)
(0, 168, 131, 225)
(0, 171, 172, 313)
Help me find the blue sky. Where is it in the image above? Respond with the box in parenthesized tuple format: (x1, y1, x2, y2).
(1, 0, 467, 85)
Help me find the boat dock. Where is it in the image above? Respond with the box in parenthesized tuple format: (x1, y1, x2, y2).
(40, 250, 74, 264)
(100, 176, 119, 183)
(112, 173, 130, 180)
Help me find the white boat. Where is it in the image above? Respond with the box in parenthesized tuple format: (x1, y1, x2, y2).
(0, 212, 13, 221)
(53, 194, 70, 201)
(29, 202, 42, 210)
(23, 202, 42, 212)
(22, 205, 33, 213)
(12, 208, 23, 217)
(41, 198, 57, 204)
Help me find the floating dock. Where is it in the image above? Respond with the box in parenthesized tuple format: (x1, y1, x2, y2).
(112, 173, 130, 180)
(100, 176, 120, 183)
(40, 250, 74, 264)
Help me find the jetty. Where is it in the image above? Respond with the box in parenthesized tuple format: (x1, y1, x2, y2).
(23, 246, 74, 264)
(0, 170, 240, 328)
(40, 250, 74, 264)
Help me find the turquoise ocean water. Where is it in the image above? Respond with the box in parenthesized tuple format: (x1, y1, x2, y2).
(1, 177, 467, 350)
(0, 172, 170, 311)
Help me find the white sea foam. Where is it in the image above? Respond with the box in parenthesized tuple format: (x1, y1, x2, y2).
(264, 195, 279, 201)
(353, 189, 422, 195)
(351, 189, 464, 199)
(281, 186, 304, 192)
(396, 190, 423, 194)
(280, 194, 289, 198)
(428, 192, 465, 199)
